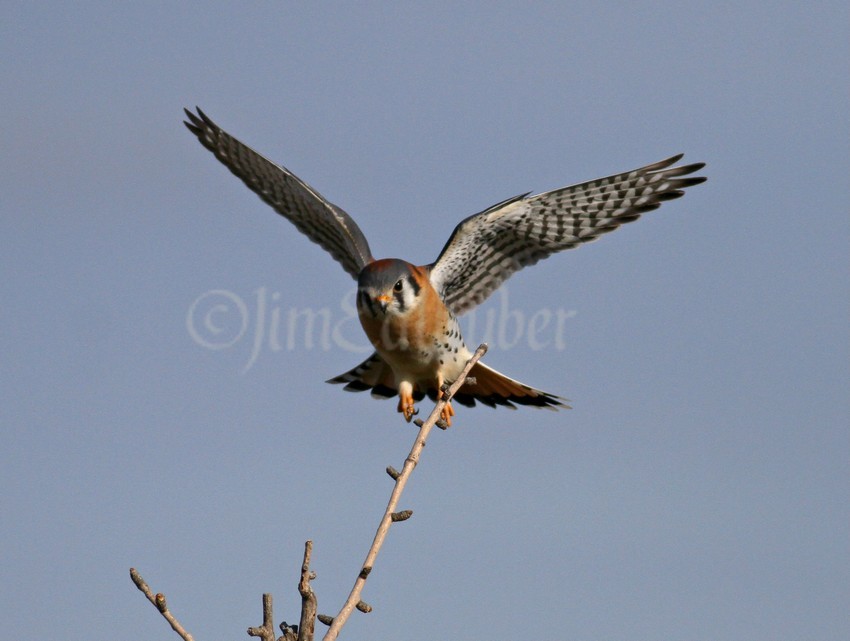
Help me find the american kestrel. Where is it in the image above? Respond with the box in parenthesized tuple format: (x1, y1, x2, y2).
(184, 108, 705, 425)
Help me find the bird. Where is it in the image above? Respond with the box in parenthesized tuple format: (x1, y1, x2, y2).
(183, 107, 705, 425)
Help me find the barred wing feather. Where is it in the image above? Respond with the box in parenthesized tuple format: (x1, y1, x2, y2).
(429, 155, 705, 315)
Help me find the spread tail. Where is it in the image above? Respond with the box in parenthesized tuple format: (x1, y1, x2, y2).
(453, 361, 569, 410)
(328, 353, 569, 411)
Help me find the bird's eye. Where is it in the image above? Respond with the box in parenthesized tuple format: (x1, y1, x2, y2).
(394, 280, 404, 292)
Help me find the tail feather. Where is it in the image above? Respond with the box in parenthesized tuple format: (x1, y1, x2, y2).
(327, 354, 569, 411)
(326, 352, 400, 399)
(453, 362, 570, 410)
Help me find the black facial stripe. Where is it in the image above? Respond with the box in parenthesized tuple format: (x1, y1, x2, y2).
(407, 275, 420, 296)
(393, 290, 406, 312)
(359, 290, 376, 316)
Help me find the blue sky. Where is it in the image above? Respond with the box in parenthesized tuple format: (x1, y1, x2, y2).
(2, 2, 848, 640)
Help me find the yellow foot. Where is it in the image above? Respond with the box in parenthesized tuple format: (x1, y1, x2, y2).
(437, 382, 455, 427)
(397, 394, 417, 422)
(439, 401, 455, 427)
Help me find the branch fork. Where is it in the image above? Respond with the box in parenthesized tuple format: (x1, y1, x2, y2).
(131, 345, 488, 641)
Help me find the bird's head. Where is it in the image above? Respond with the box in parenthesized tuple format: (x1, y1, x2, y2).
(356, 259, 424, 319)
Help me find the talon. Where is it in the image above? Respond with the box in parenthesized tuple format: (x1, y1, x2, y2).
(436, 384, 455, 427)
(397, 392, 416, 423)
(440, 402, 454, 427)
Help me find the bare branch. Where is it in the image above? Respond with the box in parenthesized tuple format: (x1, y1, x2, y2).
(132, 347, 487, 641)
(297, 540, 317, 641)
(133, 540, 318, 641)
(247, 594, 275, 641)
(322, 344, 488, 641)
(129, 568, 195, 641)
(280, 622, 298, 641)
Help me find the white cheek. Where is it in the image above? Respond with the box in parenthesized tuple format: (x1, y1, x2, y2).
(404, 291, 420, 312)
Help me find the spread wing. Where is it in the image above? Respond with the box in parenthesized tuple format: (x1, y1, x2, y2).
(183, 108, 373, 279)
(428, 154, 706, 315)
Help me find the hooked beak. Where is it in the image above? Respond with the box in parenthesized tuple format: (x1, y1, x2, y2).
(375, 293, 392, 313)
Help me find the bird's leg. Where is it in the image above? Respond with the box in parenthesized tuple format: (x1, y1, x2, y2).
(439, 399, 455, 426)
(397, 380, 417, 422)
(436, 375, 454, 427)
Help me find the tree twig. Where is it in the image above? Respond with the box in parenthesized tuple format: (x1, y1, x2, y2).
(131, 345, 487, 641)
(322, 344, 488, 641)
(129, 568, 195, 641)
(247, 594, 275, 641)
(132, 540, 318, 641)
(297, 540, 317, 641)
